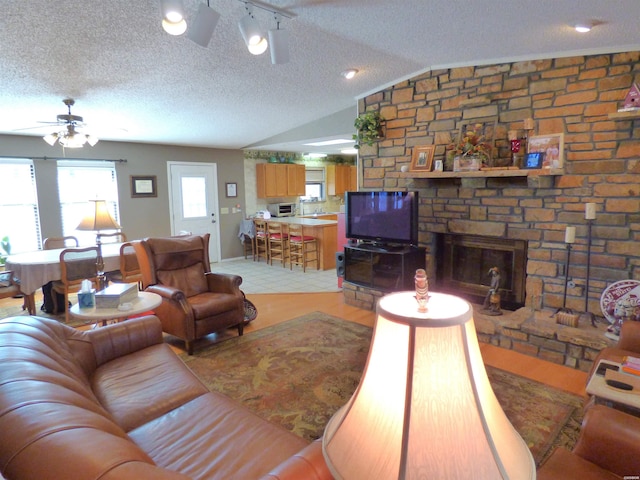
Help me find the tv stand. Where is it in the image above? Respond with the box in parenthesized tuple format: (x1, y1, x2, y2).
(343, 244, 426, 292)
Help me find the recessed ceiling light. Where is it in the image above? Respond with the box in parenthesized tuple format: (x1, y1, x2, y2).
(341, 69, 358, 80)
(305, 139, 353, 146)
(574, 22, 593, 33)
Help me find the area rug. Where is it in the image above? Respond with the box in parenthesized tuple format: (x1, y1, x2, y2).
(180, 312, 583, 466)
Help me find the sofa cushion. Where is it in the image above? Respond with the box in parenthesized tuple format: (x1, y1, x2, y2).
(189, 291, 241, 318)
(129, 392, 308, 480)
(91, 343, 209, 432)
(158, 263, 209, 297)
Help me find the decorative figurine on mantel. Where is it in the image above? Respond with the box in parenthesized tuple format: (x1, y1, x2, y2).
(482, 266, 503, 316)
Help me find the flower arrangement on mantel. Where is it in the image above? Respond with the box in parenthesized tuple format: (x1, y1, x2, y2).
(445, 123, 492, 169)
(353, 111, 384, 149)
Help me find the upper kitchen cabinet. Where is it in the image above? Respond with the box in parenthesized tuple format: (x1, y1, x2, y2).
(257, 163, 305, 198)
(326, 164, 357, 197)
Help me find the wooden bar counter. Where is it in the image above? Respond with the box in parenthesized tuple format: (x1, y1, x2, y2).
(265, 217, 337, 270)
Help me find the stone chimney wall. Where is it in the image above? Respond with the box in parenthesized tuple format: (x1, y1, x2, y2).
(357, 51, 640, 316)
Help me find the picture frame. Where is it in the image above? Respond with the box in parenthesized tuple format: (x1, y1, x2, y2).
(410, 145, 436, 171)
(130, 175, 157, 198)
(523, 152, 545, 169)
(225, 182, 238, 198)
(455, 116, 498, 165)
(528, 133, 564, 169)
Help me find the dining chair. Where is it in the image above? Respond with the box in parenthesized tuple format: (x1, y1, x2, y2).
(267, 222, 289, 267)
(43, 236, 79, 250)
(107, 241, 143, 290)
(97, 231, 127, 243)
(287, 224, 318, 272)
(253, 218, 269, 263)
(0, 270, 21, 302)
(51, 246, 100, 323)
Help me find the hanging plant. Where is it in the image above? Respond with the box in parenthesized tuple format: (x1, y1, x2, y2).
(353, 111, 384, 149)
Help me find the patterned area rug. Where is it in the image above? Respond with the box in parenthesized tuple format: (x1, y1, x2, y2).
(181, 312, 583, 466)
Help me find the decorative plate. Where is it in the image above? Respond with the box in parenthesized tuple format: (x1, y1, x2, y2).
(600, 279, 640, 325)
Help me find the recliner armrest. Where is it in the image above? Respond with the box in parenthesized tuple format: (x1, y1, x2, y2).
(88, 315, 164, 366)
(205, 272, 243, 295)
(258, 439, 334, 480)
(618, 321, 640, 352)
(572, 405, 640, 476)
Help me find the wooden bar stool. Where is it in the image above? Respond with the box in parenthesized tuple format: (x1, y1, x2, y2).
(288, 223, 318, 272)
(267, 222, 289, 267)
(253, 218, 269, 262)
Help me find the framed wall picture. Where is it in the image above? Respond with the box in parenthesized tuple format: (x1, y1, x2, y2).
(225, 182, 238, 198)
(130, 175, 157, 198)
(410, 145, 435, 171)
(528, 133, 564, 169)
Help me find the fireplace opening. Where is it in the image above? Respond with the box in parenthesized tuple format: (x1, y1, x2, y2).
(435, 234, 527, 310)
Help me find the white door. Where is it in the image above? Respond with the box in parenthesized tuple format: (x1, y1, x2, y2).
(168, 162, 220, 263)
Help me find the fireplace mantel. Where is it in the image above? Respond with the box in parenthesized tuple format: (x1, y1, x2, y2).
(397, 168, 564, 180)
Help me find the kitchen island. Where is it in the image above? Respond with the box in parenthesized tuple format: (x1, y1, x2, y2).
(265, 216, 337, 270)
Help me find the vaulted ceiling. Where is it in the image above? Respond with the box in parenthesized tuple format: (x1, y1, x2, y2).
(1, 0, 639, 154)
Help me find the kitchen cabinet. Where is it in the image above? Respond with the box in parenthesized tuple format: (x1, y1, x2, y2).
(326, 164, 357, 197)
(257, 163, 305, 198)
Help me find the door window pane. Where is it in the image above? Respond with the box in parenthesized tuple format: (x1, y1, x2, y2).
(181, 177, 207, 218)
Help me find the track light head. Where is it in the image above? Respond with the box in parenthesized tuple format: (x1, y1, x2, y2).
(238, 5, 268, 54)
(188, 3, 221, 47)
(161, 0, 187, 35)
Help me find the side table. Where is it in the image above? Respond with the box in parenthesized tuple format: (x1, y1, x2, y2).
(586, 359, 640, 416)
(70, 291, 162, 327)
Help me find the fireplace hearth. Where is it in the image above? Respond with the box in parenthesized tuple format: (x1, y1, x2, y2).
(436, 234, 527, 310)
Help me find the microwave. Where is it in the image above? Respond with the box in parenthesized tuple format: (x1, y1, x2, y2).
(267, 202, 297, 217)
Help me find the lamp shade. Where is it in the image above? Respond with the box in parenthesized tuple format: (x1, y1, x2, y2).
(187, 3, 220, 47)
(76, 200, 121, 232)
(322, 291, 535, 479)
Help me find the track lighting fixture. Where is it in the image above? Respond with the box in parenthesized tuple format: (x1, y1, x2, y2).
(238, 4, 268, 55)
(188, 1, 221, 47)
(161, 0, 187, 35)
(268, 14, 289, 64)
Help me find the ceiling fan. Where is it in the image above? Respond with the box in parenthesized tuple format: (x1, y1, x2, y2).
(16, 98, 99, 148)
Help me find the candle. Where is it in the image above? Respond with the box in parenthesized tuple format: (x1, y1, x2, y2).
(585, 203, 596, 220)
(523, 118, 534, 130)
(565, 226, 576, 244)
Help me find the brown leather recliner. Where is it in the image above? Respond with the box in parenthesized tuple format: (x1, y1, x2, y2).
(134, 234, 244, 354)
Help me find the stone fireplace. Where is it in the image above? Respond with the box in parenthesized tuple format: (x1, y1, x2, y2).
(436, 233, 527, 309)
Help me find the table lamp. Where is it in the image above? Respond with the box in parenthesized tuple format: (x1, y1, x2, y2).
(76, 199, 121, 290)
(322, 285, 536, 479)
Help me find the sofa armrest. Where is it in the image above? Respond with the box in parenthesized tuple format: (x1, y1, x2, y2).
(618, 321, 640, 352)
(259, 439, 334, 480)
(205, 272, 243, 295)
(88, 315, 164, 367)
(572, 404, 640, 476)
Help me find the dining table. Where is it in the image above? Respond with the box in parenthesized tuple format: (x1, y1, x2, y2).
(5, 242, 123, 315)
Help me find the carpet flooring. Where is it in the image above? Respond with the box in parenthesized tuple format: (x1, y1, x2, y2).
(180, 312, 584, 466)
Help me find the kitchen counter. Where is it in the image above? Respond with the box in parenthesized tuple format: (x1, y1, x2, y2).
(265, 217, 337, 270)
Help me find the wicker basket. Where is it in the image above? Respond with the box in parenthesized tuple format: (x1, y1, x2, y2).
(556, 311, 580, 327)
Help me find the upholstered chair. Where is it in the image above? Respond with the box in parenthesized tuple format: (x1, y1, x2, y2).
(134, 234, 244, 354)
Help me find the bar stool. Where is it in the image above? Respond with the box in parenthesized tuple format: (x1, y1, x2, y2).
(288, 223, 318, 272)
(254, 218, 269, 262)
(267, 222, 289, 267)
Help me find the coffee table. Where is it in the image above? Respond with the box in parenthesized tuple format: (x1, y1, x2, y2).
(586, 359, 640, 415)
(70, 291, 162, 327)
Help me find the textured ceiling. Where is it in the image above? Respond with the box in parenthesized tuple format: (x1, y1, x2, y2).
(1, 0, 639, 154)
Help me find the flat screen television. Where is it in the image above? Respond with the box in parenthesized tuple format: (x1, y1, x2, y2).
(345, 191, 418, 246)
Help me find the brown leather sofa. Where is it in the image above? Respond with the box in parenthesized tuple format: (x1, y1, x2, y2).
(0, 315, 333, 480)
(537, 404, 640, 479)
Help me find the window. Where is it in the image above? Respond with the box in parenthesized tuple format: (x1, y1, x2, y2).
(301, 167, 325, 201)
(57, 161, 121, 245)
(0, 159, 41, 253)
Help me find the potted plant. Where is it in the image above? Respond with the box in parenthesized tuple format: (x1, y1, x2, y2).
(353, 111, 384, 149)
(0, 236, 10, 270)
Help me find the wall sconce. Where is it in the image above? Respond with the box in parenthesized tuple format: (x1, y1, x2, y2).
(322, 289, 535, 479)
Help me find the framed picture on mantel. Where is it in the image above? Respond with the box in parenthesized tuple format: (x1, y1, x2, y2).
(528, 133, 564, 169)
(410, 145, 435, 171)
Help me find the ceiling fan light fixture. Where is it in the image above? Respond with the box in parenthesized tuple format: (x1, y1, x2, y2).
(86, 134, 99, 147)
(43, 133, 58, 146)
(187, 3, 221, 47)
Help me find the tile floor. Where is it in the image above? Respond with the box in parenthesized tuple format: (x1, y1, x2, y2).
(213, 257, 341, 294)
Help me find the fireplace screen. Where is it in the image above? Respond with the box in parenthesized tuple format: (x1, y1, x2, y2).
(437, 234, 527, 308)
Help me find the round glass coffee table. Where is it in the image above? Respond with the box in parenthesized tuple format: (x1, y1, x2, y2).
(70, 291, 162, 327)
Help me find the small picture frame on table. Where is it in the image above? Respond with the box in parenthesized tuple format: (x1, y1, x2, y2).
(410, 145, 435, 171)
(130, 175, 157, 198)
(523, 152, 545, 169)
(225, 182, 238, 198)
